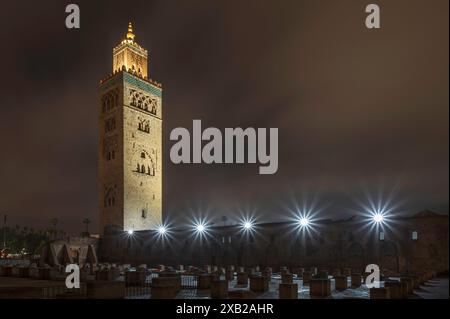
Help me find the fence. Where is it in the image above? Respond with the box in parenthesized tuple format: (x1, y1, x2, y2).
(41, 283, 87, 299)
(124, 272, 199, 298)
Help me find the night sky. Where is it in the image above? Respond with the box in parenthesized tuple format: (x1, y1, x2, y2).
(0, 0, 448, 234)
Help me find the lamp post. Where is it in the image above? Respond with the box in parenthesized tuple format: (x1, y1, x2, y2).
(2, 214, 6, 249)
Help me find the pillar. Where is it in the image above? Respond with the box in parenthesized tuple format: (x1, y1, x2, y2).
(211, 279, 228, 298)
(279, 283, 298, 299)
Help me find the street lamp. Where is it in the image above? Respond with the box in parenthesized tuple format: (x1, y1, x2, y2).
(373, 213, 384, 224)
(195, 223, 206, 233)
(299, 217, 309, 227)
(243, 221, 253, 230)
(158, 226, 167, 235)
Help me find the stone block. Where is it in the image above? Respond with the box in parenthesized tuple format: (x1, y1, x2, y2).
(1, 266, 13, 277)
(351, 273, 362, 288)
(384, 281, 407, 299)
(95, 270, 114, 281)
(160, 272, 181, 292)
(151, 277, 177, 299)
(228, 289, 253, 299)
(279, 283, 298, 299)
(225, 269, 234, 281)
(211, 280, 228, 298)
(16, 267, 30, 278)
(334, 275, 348, 291)
(125, 270, 146, 286)
(310, 279, 331, 297)
(370, 287, 390, 299)
(38, 268, 50, 280)
(86, 281, 125, 299)
(400, 277, 414, 293)
(198, 274, 212, 290)
(302, 271, 312, 284)
(237, 272, 248, 286)
(249, 275, 268, 292)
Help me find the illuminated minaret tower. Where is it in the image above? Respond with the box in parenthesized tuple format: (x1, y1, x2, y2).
(99, 23, 162, 234)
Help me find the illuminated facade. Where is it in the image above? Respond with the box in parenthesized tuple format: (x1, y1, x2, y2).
(99, 23, 162, 233)
(100, 210, 449, 274)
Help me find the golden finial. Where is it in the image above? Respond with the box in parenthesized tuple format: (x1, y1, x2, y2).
(126, 22, 135, 41)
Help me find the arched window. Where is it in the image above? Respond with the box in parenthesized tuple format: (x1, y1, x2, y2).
(412, 231, 418, 241)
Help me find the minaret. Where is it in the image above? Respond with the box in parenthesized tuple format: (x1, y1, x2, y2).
(99, 23, 163, 234)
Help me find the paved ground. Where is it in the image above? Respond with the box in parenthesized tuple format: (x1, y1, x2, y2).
(0, 276, 65, 288)
(1, 275, 447, 299)
(128, 276, 449, 299)
(412, 278, 449, 299)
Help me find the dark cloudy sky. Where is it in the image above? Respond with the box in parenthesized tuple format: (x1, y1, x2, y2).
(0, 0, 448, 234)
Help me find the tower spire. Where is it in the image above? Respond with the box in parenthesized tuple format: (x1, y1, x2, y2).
(126, 22, 135, 41)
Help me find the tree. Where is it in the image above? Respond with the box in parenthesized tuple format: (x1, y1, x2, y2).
(50, 218, 58, 228)
(82, 218, 91, 234)
(49, 218, 59, 240)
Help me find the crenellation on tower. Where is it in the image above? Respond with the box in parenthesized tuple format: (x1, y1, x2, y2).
(99, 23, 162, 234)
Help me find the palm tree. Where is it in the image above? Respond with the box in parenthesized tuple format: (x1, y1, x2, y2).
(50, 218, 58, 228)
(82, 218, 91, 235)
(49, 218, 58, 240)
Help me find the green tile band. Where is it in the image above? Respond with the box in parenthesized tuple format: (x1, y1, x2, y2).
(100, 72, 162, 98)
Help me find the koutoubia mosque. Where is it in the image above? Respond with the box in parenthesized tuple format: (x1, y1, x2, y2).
(96, 25, 448, 277)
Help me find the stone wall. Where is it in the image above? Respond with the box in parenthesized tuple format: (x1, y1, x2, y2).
(99, 211, 448, 274)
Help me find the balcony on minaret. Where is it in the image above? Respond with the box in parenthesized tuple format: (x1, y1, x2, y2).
(113, 22, 149, 78)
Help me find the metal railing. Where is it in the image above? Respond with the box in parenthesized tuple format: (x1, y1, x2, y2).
(41, 283, 87, 299)
(124, 273, 200, 298)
